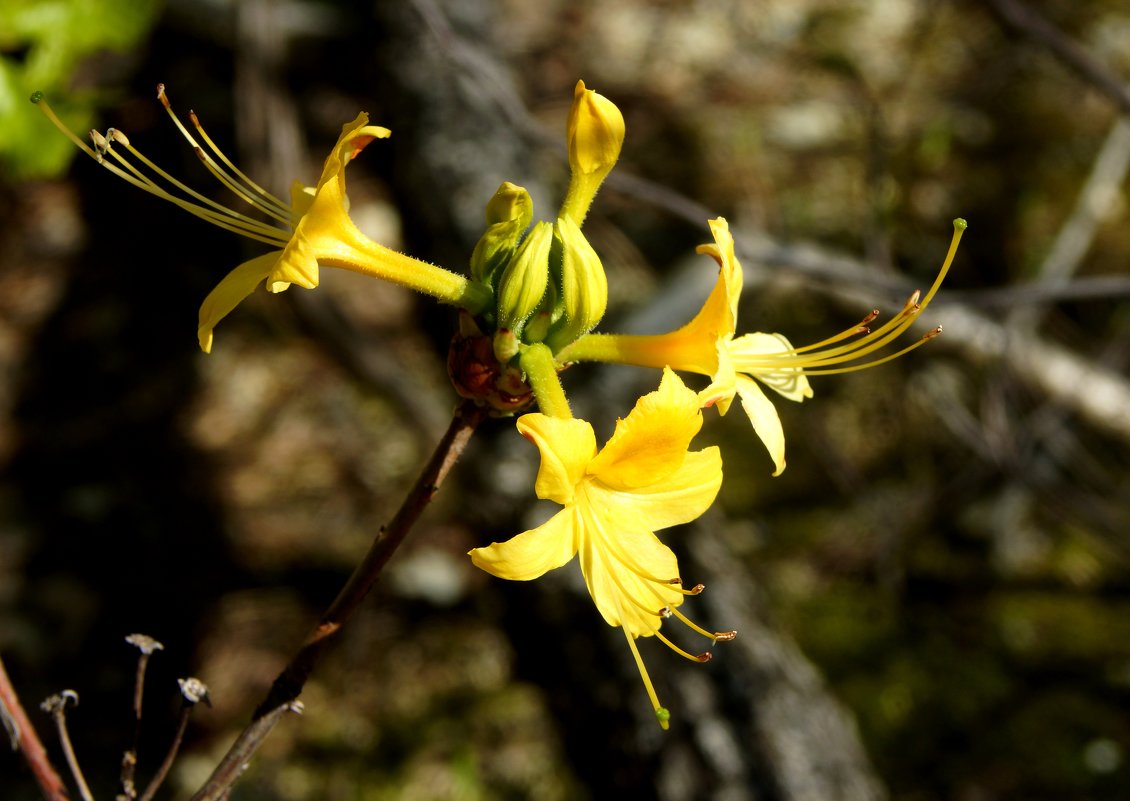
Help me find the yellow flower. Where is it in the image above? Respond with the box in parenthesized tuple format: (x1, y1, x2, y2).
(470, 368, 732, 728)
(557, 217, 966, 475)
(34, 87, 490, 353)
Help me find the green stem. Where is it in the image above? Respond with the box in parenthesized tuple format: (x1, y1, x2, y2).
(519, 343, 572, 418)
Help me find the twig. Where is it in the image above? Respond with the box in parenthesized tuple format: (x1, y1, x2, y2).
(120, 634, 164, 800)
(0, 655, 72, 801)
(188, 399, 487, 801)
(982, 0, 1130, 117)
(137, 678, 209, 801)
(41, 692, 92, 801)
(1009, 113, 1130, 330)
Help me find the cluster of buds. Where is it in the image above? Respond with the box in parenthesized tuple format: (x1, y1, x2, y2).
(452, 81, 623, 413)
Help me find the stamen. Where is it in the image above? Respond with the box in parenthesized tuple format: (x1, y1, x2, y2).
(655, 630, 712, 663)
(615, 597, 669, 730)
(188, 109, 290, 217)
(736, 220, 965, 377)
(668, 606, 736, 643)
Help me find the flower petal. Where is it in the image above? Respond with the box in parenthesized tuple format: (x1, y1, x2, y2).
(588, 368, 703, 490)
(730, 332, 814, 402)
(577, 501, 685, 637)
(197, 251, 279, 353)
(469, 507, 579, 581)
(735, 375, 787, 476)
(592, 447, 722, 533)
(516, 414, 597, 505)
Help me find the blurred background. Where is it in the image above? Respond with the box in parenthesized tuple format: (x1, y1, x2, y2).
(3, 0, 1129, 799)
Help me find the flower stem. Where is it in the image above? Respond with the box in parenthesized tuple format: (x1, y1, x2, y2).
(519, 343, 572, 418)
(188, 399, 487, 801)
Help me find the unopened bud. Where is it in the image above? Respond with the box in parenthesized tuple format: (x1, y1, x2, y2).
(470, 182, 533, 286)
(560, 81, 625, 225)
(544, 215, 607, 351)
(497, 221, 552, 331)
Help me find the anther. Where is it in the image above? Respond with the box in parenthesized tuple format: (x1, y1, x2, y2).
(157, 83, 169, 106)
(685, 583, 705, 595)
(860, 309, 881, 326)
(923, 326, 943, 340)
(713, 630, 738, 643)
(110, 128, 130, 147)
(189, 110, 201, 128)
(658, 607, 673, 618)
(696, 652, 713, 663)
(90, 129, 111, 163)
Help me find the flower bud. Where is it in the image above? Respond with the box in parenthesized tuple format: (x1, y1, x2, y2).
(470, 182, 534, 287)
(545, 215, 608, 351)
(560, 81, 625, 225)
(497, 221, 553, 332)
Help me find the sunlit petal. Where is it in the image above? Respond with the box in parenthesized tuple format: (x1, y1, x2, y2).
(469, 508, 579, 581)
(516, 414, 597, 505)
(593, 447, 722, 533)
(197, 251, 279, 353)
(730, 332, 813, 402)
(589, 368, 702, 490)
(735, 375, 787, 476)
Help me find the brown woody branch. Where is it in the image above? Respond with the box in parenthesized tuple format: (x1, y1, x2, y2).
(188, 398, 487, 801)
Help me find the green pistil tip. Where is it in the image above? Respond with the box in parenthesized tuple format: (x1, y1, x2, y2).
(656, 707, 671, 726)
(953, 217, 968, 231)
(30, 91, 44, 104)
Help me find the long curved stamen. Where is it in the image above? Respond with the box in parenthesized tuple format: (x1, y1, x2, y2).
(740, 221, 965, 374)
(667, 606, 737, 643)
(187, 109, 291, 218)
(99, 130, 290, 246)
(654, 630, 711, 663)
(608, 587, 669, 730)
(157, 84, 290, 222)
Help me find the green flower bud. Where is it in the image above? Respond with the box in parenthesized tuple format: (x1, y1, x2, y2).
(497, 221, 553, 332)
(470, 181, 533, 287)
(544, 215, 608, 352)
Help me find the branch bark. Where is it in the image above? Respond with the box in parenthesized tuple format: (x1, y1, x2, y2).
(188, 399, 487, 801)
(0, 655, 72, 801)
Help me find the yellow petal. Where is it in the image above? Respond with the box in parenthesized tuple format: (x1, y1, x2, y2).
(735, 375, 787, 476)
(588, 368, 702, 490)
(567, 80, 625, 177)
(577, 501, 684, 637)
(469, 508, 579, 581)
(197, 251, 279, 353)
(592, 447, 722, 533)
(730, 332, 814, 402)
(516, 414, 597, 505)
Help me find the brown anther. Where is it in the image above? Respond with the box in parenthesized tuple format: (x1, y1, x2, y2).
(189, 110, 201, 128)
(658, 607, 673, 618)
(713, 630, 738, 642)
(156, 83, 169, 106)
(860, 309, 881, 326)
(696, 652, 713, 663)
(923, 326, 943, 340)
(685, 583, 705, 595)
(110, 129, 130, 147)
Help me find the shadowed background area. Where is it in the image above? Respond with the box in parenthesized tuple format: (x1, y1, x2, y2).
(2, 1, 1129, 799)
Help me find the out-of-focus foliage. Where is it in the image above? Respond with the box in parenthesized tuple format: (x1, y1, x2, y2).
(0, 0, 161, 177)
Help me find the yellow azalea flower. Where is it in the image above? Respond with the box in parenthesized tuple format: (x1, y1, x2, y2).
(34, 87, 491, 353)
(469, 368, 733, 728)
(557, 217, 966, 475)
